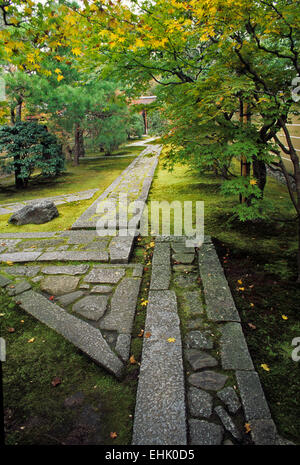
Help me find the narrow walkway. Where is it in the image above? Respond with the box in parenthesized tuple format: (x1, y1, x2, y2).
(132, 235, 292, 445)
(0, 141, 292, 446)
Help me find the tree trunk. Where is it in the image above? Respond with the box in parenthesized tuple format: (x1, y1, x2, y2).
(78, 129, 85, 158)
(297, 218, 300, 284)
(10, 107, 15, 125)
(16, 100, 22, 122)
(73, 124, 81, 166)
(252, 155, 266, 195)
(14, 156, 24, 189)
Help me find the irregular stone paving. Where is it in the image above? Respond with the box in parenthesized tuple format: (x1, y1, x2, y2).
(0, 263, 142, 372)
(132, 235, 293, 446)
(0, 146, 160, 381)
(0, 138, 294, 445)
(0, 189, 99, 215)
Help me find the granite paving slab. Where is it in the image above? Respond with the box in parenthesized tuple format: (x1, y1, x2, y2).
(220, 322, 254, 370)
(72, 295, 108, 321)
(189, 419, 224, 445)
(14, 290, 124, 377)
(198, 243, 240, 322)
(40, 276, 80, 296)
(84, 267, 125, 284)
(99, 278, 141, 334)
(132, 290, 187, 445)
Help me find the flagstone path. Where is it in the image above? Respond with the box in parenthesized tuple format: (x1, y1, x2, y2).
(0, 141, 293, 445)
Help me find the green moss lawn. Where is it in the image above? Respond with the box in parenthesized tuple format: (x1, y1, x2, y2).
(148, 156, 300, 444)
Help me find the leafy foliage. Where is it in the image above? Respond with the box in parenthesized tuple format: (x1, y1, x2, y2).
(0, 121, 64, 187)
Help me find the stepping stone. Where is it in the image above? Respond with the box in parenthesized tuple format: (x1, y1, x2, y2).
(90, 285, 113, 294)
(115, 334, 131, 362)
(217, 387, 241, 414)
(40, 276, 80, 296)
(84, 267, 125, 284)
(174, 273, 198, 288)
(57, 291, 85, 307)
(220, 322, 254, 370)
(171, 243, 195, 254)
(100, 278, 141, 333)
(185, 330, 213, 350)
(173, 265, 196, 272)
(186, 349, 218, 370)
(41, 265, 89, 275)
(0, 275, 13, 287)
(173, 253, 195, 264)
(187, 387, 213, 418)
(188, 371, 228, 391)
(184, 291, 204, 316)
(214, 406, 242, 441)
(73, 295, 108, 321)
(15, 290, 124, 377)
(1, 266, 41, 277)
(189, 419, 224, 445)
(7, 280, 32, 296)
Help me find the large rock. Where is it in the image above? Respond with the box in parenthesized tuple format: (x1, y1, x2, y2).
(9, 200, 59, 225)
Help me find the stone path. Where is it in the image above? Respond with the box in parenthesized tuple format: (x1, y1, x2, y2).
(0, 140, 292, 445)
(72, 144, 160, 229)
(132, 235, 292, 446)
(0, 189, 99, 215)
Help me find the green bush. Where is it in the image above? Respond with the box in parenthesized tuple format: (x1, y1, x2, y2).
(0, 121, 65, 188)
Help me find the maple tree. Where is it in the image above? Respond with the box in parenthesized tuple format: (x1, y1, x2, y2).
(1, 0, 300, 278)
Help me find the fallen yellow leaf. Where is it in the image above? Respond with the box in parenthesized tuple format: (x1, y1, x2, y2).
(6, 261, 14, 266)
(129, 355, 136, 364)
(28, 338, 35, 343)
(244, 423, 251, 433)
(167, 338, 176, 343)
(110, 432, 117, 439)
(260, 363, 270, 372)
(281, 315, 288, 320)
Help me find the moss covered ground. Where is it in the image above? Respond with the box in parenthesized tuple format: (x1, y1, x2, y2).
(148, 157, 300, 444)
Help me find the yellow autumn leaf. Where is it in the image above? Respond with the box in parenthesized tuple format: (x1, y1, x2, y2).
(28, 338, 35, 343)
(244, 423, 251, 433)
(71, 47, 82, 57)
(260, 363, 270, 372)
(134, 38, 144, 48)
(167, 337, 176, 343)
(237, 279, 243, 285)
(6, 261, 14, 266)
(129, 355, 136, 364)
(281, 315, 288, 320)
